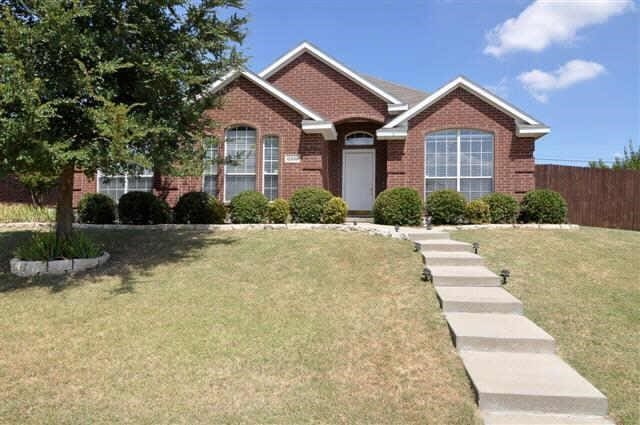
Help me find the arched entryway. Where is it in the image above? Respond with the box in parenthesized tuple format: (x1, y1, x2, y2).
(328, 119, 387, 213)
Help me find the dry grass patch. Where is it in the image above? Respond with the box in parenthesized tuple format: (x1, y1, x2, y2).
(452, 227, 639, 425)
(0, 229, 479, 424)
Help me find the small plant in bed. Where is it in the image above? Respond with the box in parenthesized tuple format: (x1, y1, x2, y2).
(14, 232, 103, 261)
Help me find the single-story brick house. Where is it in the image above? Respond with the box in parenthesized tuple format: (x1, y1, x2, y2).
(1, 41, 550, 211)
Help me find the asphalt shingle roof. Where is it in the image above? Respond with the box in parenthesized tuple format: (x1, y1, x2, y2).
(358, 74, 430, 107)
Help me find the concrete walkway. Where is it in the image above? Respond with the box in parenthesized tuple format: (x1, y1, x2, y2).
(410, 229, 615, 425)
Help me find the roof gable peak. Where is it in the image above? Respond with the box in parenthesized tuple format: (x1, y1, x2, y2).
(259, 41, 404, 106)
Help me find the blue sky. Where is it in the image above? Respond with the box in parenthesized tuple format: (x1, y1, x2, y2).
(239, 0, 639, 165)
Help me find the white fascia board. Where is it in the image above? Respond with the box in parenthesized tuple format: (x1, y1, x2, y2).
(388, 103, 409, 114)
(516, 122, 551, 137)
(206, 69, 325, 122)
(376, 128, 407, 140)
(259, 41, 404, 105)
(384, 76, 543, 129)
(302, 120, 337, 140)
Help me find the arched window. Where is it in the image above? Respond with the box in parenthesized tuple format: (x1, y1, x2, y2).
(425, 129, 494, 200)
(345, 132, 374, 146)
(263, 135, 279, 200)
(224, 126, 257, 201)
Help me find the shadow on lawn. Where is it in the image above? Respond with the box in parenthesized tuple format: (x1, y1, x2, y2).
(0, 229, 237, 294)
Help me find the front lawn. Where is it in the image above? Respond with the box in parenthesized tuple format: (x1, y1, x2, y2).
(453, 227, 640, 425)
(0, 229, 479, 424)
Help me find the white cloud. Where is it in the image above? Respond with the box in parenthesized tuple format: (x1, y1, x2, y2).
(518, 59, 606, 102)
(484, 0, 634, 57)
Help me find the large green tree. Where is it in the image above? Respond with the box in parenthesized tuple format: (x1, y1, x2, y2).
(0, 0, 246, 238)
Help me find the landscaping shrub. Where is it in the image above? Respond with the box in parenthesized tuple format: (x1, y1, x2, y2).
(14, 232, 102, 261)
(230, 191, 269, 224)
(464, 199, 490, 224)
(0, 203, 55, 223)
(481, 192, 520, 224)
(425, 189, 466, 225)
(174, 191, 225, 224)
(520, 189, 568, 224)
(118, 191, 171, 225)
(373, 187, 423, 226)
(322, 197, 348, 224)
(267, 198, 290, 224)
(78, 193, 116, 224)
(289, 187, 333, 223)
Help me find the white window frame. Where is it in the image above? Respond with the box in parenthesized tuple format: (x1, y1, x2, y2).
(345, 131, 375, 146)
(202, 142, 219, 196)
(262, 135, 279, 201)
(96, 168, 154, 201)
(425, 129, 494, 199)
(223, 126, 257, 203)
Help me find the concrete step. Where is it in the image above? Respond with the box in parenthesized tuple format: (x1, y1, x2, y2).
(422, 250, 484, 267)
(406, 231, 450, 241)
(435, 286, 523, 314)
(482, 411, 615, 425)
(415, 239, 473, 253)
(427, 265, 501, 287)
(460, 351, 608, 416)
(446, 313, 555, 353)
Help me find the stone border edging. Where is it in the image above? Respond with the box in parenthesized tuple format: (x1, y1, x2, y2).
(10, 252, 110, 277)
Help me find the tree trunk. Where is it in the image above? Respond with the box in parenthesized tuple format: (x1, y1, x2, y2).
(55, 165, 75, 240)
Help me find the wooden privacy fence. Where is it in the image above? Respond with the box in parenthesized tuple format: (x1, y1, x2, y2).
(535, 165, 640, 230)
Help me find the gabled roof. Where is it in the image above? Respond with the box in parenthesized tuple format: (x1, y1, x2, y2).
(206, 69, 325, 121)
(259, 41, 405, 106)
(358, 74, 430, 108)
(205, 69, 337, 140)
(384, 76, 548, 130)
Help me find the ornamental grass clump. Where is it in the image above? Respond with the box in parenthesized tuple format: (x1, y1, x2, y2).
(14, 232, 102, 261)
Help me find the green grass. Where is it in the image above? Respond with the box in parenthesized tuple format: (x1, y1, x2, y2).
(0, 229, 480, 425)
(452, 227, 640, 425)
(0, 203, 55, 223)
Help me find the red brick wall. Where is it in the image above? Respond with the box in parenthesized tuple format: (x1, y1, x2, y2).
(267, 52, 390, 123)
(392, 87, 536, 199)
(205, 76, 326, 201)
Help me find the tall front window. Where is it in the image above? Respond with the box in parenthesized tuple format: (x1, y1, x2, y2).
(263, 135, 279, 200)
(224, 126, 256, 201)
(98, 167, 154, 202)
(425, 129, 493, 200)
(203, 142, 218, 196)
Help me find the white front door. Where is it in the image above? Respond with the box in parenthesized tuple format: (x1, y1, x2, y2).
(342, 149, 375, 211)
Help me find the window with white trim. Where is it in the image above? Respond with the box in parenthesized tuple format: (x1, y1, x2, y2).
(425, 129, 493, 200)
(224, 126, 256, 201)
(263, 135, 279, 200)
(203, 142, 218, 196)
(345, 132, 374, 146)
(98, 166, 154, 202)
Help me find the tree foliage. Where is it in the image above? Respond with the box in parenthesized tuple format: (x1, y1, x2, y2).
(589, 140, 640, 170)
(0, 0, 246, 237)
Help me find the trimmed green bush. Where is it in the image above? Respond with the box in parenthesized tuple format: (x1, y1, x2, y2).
(267, 198, 290, 224)
(322, 197, 348, 224)
(230, 191, 269, 224)
(118, 191, 171, 225)
(289, 187, 333, 223)
(373, 188, 423, 226)
(78, 193, 116, 224)
(464, 199, 490, 224)
(520, 189, 568, 224)
(174, 191, 225, 224)
(425, 189, 466, 225)
(14, 232, 102, 261)
(481, 193, 520, 224)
